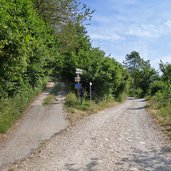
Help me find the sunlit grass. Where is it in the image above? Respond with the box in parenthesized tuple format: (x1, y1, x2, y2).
(65, 92, 119, 125)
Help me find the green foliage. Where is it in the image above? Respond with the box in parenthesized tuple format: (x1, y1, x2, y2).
(148, 62, 171, 134)
(33, 0, 94, 27)
(65, 92, 80, 107)
(0, 0, 55, 97)
(149, 80, 167, 96)
(124, 51, 158, 97)
(0, 0, 58, 132)
(43, 95, 55, 106)
(65, 92, 117, 111)
(152, 85, 171, 108)
(159, 61, 171, 83)
(0, 0, 129, 132)
(0, 84, 43, 133)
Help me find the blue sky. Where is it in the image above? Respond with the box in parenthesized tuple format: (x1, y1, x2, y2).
(82, 0, 171, 69)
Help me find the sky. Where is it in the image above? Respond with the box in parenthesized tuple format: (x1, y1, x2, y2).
(82, 0, 171, 69)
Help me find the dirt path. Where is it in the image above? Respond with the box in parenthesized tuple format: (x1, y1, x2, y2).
(2, 98, 171, 171)
(0, 82, 68, 168)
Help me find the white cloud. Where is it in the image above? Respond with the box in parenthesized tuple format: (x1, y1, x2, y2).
(127, 24, 161, 38)
(90, 33, 122, 41)
(165, 20, 171, 29)
(151, 56, 171, 69)
(93, 15, 111, 23)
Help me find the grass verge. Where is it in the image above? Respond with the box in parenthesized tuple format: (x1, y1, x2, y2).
(65, 92, 119, 125)
(0, 84, 44, 133)
(42, 81, 61, 106)
(147, 98, 171, 139)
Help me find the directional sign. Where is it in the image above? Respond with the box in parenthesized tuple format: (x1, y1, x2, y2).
(75, 83, 82, 89)
(75, 76, 81, 82)
(76, 68, 83, 75)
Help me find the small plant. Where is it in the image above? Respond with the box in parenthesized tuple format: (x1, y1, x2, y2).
(43, 95, 55, 106)
(65, 92, 79, 107)
(65, 92, 118, 125)
(42, 81, 61, 106)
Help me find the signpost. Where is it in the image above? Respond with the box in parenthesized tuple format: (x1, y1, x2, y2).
(76, 68, 83, 75)
(90, 82, 92, 101)
(74, 83, 82, 89)
(75, 69, 83, 103)
(74, 76, 81, 83)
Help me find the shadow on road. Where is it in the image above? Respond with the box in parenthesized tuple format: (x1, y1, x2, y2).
(65, 158, 98, 171)
(127, 106, 145, 110)
(139, 99, 148, 102)
(116, 146, 171, 171)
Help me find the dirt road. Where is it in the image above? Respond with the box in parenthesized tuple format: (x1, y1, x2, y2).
(2, 98, 171, 171)
(0, 82, 68, 169)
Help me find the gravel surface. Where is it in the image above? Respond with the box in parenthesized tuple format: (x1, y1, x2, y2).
(1, 98, 171, 171)
(0, 82, 68, 169)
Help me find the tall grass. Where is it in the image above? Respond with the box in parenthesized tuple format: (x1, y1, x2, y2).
(0, 85, 44, 133)
(148, 87, 171, 138)
(42, 82, 61, 106)
(65, 92, 118, 125)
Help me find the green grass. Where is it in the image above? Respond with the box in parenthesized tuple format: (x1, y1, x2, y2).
(0, 85, 43, 133)
(42, 81, 61, 106)
(147, 99, 171, 139)
(65, 92, 118, 125)
(43, 95, 55, 106)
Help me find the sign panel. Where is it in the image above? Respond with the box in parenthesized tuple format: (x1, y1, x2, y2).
(75, 76, 81, 82)
(76, 68, 83, 75)
(74, 83, 82, 89)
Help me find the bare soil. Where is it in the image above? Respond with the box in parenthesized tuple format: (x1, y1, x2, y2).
(1, 97, 171, 171)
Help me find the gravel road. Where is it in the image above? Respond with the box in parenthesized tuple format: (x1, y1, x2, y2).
(0, 82, 68, 169)
(2, 98, 171, 171)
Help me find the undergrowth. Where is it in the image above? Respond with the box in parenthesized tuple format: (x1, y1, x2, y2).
(65, 92, 119, 125)
(42, 81, 61, 106)
(148, 98, 171, 138)
(0, 84, 44, 133)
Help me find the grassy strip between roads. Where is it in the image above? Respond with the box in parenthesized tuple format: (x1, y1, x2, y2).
(65, 92, 121, 125)
(147, 99, 171, 139)
(42, 82, 61, 106)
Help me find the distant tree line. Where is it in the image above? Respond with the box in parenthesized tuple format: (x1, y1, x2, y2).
(124, 51, 171, 126)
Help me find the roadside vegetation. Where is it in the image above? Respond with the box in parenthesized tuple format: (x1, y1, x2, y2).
(42, 81, 61, 106)
(148, 63, 171, 137)
(0, 0, 170, 135)
(65, 92, 120, 125)
(0, 0, 129, 133)
(123, 52, 171, 138)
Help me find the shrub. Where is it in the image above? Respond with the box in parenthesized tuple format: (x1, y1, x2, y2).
(65, 92, 79, 107)
(149, 80, 167, 96)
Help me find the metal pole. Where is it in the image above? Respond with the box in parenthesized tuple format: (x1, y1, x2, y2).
(77, 73, 80, 97)
(90, 82, 92, 101)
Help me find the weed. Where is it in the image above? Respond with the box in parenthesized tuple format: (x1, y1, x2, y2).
(43, 95, 55, 106)
(65, 92, 118, 125)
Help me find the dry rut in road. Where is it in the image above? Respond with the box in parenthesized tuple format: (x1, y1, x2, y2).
(3, 98, 171, 171)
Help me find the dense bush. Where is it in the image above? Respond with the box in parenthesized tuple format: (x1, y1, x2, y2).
(65, 93, 79, 107)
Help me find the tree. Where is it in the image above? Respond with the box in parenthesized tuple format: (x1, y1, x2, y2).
(123, 51, 157, 97)
(33, 0, 94, 28)
(159, 61, 171, 83)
